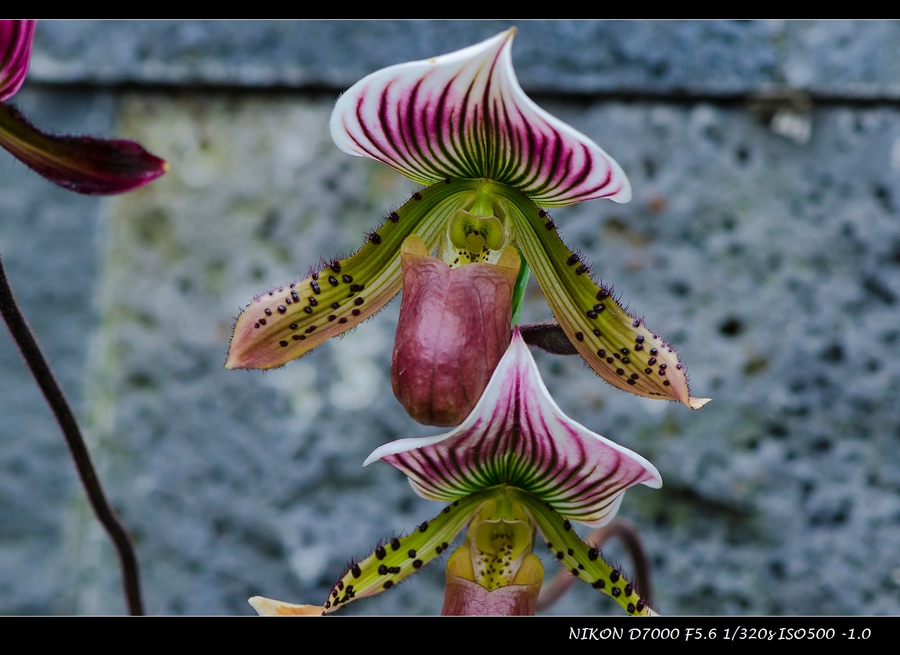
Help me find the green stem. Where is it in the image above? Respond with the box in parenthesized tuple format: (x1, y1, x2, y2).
(510, 248, 530, 326)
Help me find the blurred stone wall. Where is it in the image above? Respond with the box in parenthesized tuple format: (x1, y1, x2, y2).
(1, 20, 899, 615)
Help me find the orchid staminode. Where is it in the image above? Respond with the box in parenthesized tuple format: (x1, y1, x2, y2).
(0, 20, 167, 194)
(226, 29, 709, 411)
(251, 329, 661, 616)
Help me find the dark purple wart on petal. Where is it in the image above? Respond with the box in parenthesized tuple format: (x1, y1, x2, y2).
(0, 103, 168, 195)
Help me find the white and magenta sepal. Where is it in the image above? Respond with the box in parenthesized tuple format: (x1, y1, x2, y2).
(367, 328, 662, 527)
(330, 29, 631, 207)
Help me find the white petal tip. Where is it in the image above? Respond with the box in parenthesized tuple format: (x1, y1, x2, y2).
(248, 596, 322, 616)
(610, 183, 632, 204)
(688, 397, 713, 410)
(642, 468, 664, 490)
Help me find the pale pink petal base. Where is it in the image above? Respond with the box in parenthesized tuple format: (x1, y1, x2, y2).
(367, 329, 661, 527)
(331, 29, 630, 207)
(441, 574, 541, 616)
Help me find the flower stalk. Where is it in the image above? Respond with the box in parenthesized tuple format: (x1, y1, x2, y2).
(0, 19, 170, 615)
(0, 254, 143, 615)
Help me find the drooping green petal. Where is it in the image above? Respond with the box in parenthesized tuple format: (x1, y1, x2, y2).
(495, 184, 711, 409)
(226, 179, 481, 370)
(510, 487, 654, 616)
(366, 330, 661, 527)
(330, 29, 630, 207)
(0, 103, 168, 195)
(323, 489, 495, 614)
(0, 20, 35, 102)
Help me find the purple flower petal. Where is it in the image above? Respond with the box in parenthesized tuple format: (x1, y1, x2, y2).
(331, 29, 631, 207)
(0, 103, 168, 195)
(366, 328, 661, 527)
(0, 20, 35, 102)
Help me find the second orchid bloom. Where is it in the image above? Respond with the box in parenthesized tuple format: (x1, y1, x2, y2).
(226, 28, 709, 413)
(254, 330, 661, 616)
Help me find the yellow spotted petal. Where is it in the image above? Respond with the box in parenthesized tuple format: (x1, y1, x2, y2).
(494, 184, 710, 409)
(226, 179, 482, 370)
(509, 488, 654, 616)
(322, 490, 494, 614)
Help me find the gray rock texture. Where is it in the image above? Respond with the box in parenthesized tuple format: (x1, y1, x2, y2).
(28, 20, 900, 98)
(1, 20, 898, 615)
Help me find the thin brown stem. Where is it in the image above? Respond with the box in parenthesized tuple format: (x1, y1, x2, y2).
(537, 518, 654, 612)
(0, 253, 144, 615)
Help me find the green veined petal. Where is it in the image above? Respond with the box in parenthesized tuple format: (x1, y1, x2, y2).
(509, 488, 653, 616)
(323, 489, 497, 614)
(496, 184, 711, 409)
(510, 248, 530, 326)
(226, 179, 481, 370)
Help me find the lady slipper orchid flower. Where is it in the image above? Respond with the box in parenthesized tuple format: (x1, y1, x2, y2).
(226, 29, 708, 411)
(250, 329, 661, 616)
(0, 20, 167, 194)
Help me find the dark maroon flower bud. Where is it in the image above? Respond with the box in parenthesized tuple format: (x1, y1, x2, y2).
(0, 104, 168, 195)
